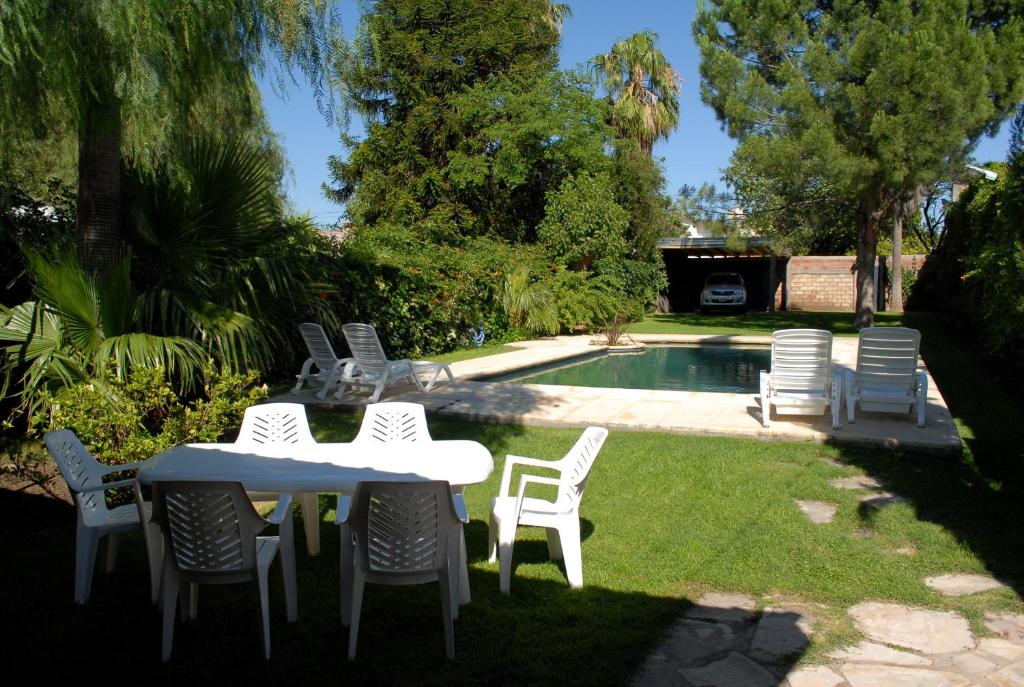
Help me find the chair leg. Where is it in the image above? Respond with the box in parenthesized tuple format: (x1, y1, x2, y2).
(180, 583, 199, 621)
(278, 510, 298, 622)
(256, 562, 272, 660)
(339, 523, 353, 626)
(497, 518, 517, 594)
(438, 566, 455, 660)
(458, 527, 471, 607)
(74, 520, 100, 604)
(104, 533, 120, 573)
(916, 371, 928, 428)
(559, 518, 584, 589)
(486, 513, 498, 564)
(546, 527, 563, 560)
(299, 492, 321, 556)
(368, 370, 389, 403)
(294, 358, 314, 394)
(348, 568, 366, 660)
(759, 371, 770, 428)
(146, 523, 164, 606)
(161, 569, 180, 662)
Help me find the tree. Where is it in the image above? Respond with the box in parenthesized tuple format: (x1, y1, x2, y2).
(695, 0, 1024, 326)
(591, 31, 681, 155)
(537, 173, 629, 270)
(326, 0, 612, 242)
(0, 0, 341, 274)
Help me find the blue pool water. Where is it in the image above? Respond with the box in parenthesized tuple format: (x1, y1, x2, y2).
(485, 345, 771, 393)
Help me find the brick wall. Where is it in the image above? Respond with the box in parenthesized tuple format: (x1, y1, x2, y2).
(784, 255, 926, 312)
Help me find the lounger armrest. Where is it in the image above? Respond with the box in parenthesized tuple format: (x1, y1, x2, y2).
(335, 495, 353, 525)
(265, 494, 294, 526)
(452, 492, 469, 524)
(514, 475, 561, 521)
(80, 477, 138, 493)
(498, 454, 560, 498)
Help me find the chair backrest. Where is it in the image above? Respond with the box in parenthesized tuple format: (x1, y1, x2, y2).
(151, 481, 265, 575)
(342, 323, 390, 373)
(236, 403, 315, 446)
(769, 329, 833, 392)
(352, 402, 431, 445)
(299, 322, 341, 370)
(855, 327, 921, 390)
(348, 481, 458, 576)
(43, 430, 111, 516)
(557, 427, 608, 511)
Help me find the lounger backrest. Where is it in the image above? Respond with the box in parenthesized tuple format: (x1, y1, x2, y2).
(342, 323, 390, 373)
(856, 327, 921, 390)
(299, 323, 340, 370)
(770, 329, 833, 392)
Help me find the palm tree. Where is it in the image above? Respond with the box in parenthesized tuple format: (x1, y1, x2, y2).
(591, 31, 681, 155)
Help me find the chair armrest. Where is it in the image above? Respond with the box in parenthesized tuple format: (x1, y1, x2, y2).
(101, 461, 143, 475)
(79, 477, 138, 493)
(498, 454, 560, 498)
(514, 475, 561, 522)
(335, 495, 353, 525)
(265, 494, 294, 526)
(451, 492, 469, 524)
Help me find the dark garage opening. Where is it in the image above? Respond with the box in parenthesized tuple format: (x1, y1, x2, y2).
(659, 238, 785, 313)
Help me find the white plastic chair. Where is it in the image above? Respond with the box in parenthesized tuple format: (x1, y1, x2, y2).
(336, 323, 455, 402)
(43, 430, 162, 605)
(488, 426, 608, 594)
(236, 402, 322, 556)
(151, 480, 297, 662)
(351, 401, 432, 445)
(845, 326, 928, 427)
(292, 322, 355, 399)
(336, 480, 467, 660)
(759, 329, 842, 429)
(343, 402, 471, 614)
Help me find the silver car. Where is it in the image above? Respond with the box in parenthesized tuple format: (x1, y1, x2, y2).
(701, 272, 747, 311)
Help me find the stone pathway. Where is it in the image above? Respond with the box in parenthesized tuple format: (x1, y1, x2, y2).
(632, 594, 1024, 687)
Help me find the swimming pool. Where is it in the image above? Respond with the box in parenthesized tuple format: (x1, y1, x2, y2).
(484, 344, 771, 393)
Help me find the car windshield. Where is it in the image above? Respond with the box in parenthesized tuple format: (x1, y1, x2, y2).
(706, 274, 742, 286)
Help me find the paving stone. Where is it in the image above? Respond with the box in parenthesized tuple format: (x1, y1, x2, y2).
(830, 475, 883, 490)
(852, 528, 877, 539)
(840, 663, 972, 687)
(630, 656, 689, 687)
(848, 602, 975, 654)
(827, 640, 932, 666)
(860, 492, 909, 508)
(680, 652, 779, 687)
(924, 573, 1005, 597)
(986, 613, 1024, 643)
(979, 638, 1024, 661)
(684, 593, 757, 624)
(749, 607, 814, 664)
(988, 660, 1024, 687)
(893, 545, 918, 556)
(796, 500, 838, 524)
(784, 665, 845, 687)
(656, 618, 737, 665)
(949, 651, 996, 674)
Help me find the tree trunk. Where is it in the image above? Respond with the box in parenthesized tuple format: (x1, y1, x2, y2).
(891, 199, 904, 313)
(77, 89, 122, 275)
(854, 198, 890, 329)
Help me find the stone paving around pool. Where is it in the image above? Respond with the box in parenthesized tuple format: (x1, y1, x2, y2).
(280, 333, 962, 455)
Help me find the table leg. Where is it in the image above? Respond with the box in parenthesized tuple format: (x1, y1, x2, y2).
(298, 492, 321, 556)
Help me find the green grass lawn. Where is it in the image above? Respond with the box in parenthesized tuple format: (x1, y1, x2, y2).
(628, 310, 907, 336)
(4, 310, 1023, 682)
(429, 341, 520, 364)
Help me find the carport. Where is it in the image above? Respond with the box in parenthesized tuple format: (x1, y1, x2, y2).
(658, 237, 785, 313)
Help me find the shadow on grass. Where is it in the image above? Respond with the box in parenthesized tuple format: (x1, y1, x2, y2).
(0, 485, 809, 686)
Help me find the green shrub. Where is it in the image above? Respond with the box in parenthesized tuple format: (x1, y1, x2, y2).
(31, 366, 268, 469)
(537, 173, 629, 270)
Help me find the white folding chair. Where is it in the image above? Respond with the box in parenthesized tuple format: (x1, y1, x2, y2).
(759, 329, 841, 429)
(337, 480, 467, 660)
(236, 402, 322, 556)
(488, 427, 608, 593)
(151, 480, 297, 662)
(43, 430, 162, 605)
(292, 322, 355, 399)
(845, 326, 928, 427)
(336, 323, 454, 402)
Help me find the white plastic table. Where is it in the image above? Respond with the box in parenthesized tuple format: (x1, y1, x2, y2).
(139, 440, 494, 557)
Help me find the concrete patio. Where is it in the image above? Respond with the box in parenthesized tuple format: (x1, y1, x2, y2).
(278, 334, 962, 456)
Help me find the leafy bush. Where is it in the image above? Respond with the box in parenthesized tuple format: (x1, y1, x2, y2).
(31, 366, 268, 469)
(537, 173, 629, 270)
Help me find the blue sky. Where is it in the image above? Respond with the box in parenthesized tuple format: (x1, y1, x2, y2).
(258, 1, 1014, 222)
